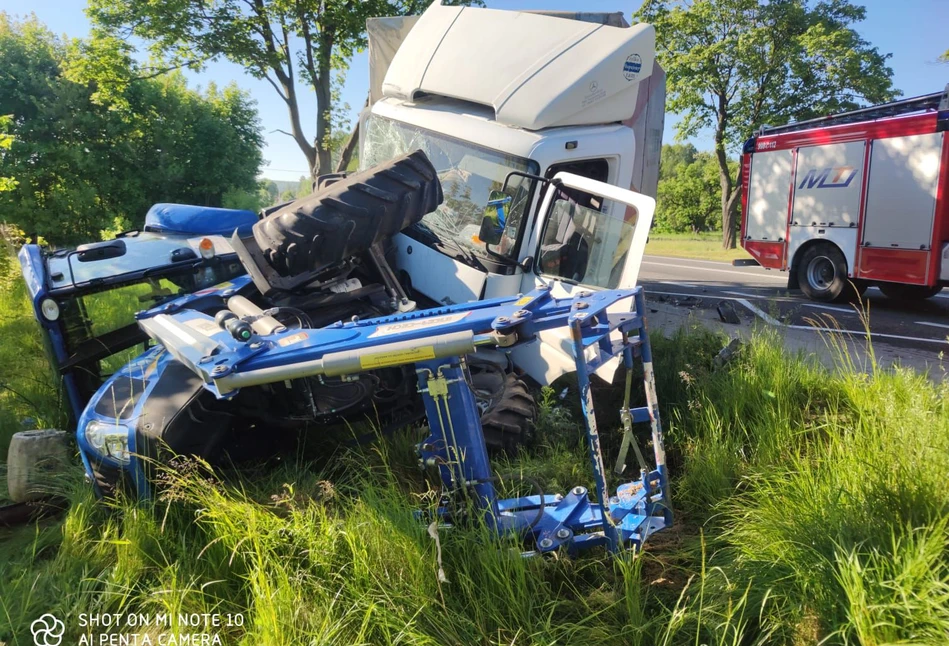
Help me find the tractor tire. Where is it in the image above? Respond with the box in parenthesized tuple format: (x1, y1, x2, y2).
(878, 283, 943, 301)
(470, 367, 537, 453)
(796, 243, 863, 302)
(254, 150, 442, 277)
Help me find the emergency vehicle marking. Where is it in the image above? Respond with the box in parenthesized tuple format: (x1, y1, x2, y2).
(797, 166, 859, 189)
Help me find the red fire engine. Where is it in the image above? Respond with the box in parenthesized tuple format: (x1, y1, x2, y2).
(739, 87, 949, 302)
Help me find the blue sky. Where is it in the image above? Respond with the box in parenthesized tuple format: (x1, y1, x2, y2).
(3, 0, 948, 181)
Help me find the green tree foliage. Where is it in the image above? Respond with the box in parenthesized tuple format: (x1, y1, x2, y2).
(0, 115, 14, 193)
(637, 0, 898, 249)
(0, 14, 264, 245)
(88, 0, 480, 180)
(655, 144, 737, 233)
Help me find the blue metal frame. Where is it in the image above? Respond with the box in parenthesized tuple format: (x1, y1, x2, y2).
(89, 277, 672, 554)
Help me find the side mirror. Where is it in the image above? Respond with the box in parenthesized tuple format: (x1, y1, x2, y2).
(478, 190, 512, 246)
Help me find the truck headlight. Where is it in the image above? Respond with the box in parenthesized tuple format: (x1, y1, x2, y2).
(84, 420, 131, 464)
(40, 298, 60, 321)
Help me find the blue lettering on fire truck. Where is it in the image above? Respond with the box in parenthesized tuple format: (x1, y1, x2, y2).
(798, 166, 859, 189)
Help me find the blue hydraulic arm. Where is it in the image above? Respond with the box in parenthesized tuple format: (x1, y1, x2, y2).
(136, 280, 671, 555)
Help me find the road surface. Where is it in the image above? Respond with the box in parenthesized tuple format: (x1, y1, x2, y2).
(638, 255, 949, 351)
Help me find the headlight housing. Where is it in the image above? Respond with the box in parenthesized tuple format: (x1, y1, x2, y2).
(84, 420, 131, 464)
(40, 298, 60, 321)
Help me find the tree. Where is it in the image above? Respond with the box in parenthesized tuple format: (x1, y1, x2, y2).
(637, 0, 898, 248)
(0, 115, 14, 193)
(88, 0, 480, 182)
(656, 145, 736, 233)
(0, 14, 264, 245)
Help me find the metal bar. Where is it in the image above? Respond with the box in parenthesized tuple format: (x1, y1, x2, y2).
(569, 316, 620, 553)
(634, 289, 672, 527)
(417, 359, 498, 526)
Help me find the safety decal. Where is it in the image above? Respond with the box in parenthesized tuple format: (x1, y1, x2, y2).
(369, 312, 469, 338)
(359, 346, 436, 369)
(278, 332, 309, 347)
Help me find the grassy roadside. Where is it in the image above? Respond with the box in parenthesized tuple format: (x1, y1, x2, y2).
(646, 232, 751, 263)
(0, 248, 66, 466)
(0, 250, 948, 644)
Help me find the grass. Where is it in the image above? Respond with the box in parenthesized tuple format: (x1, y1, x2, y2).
(646, 232, 752, 263)
(0, 247, 66, 465)
(1, 247, 948, 644)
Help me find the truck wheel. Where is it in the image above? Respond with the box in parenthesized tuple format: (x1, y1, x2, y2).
(469, 365, 536, 453)
(796, 243, 860, 302)
(254, 150, 442, 277)
(878, 283, 943, 301)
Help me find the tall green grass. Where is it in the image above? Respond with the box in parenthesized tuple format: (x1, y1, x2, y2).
(0, 257, 947, 643)
(0, 245, 65, 465)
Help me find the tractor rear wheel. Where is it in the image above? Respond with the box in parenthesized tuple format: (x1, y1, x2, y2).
(469, 363, 536, 453)
(254, 150, 442, 277)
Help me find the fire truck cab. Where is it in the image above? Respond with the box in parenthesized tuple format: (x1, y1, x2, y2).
(740, 87, 949, 302)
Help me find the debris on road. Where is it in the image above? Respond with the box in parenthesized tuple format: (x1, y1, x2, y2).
(717, 300, 742, 325)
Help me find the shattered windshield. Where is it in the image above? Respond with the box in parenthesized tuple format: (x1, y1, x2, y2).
(361, 114, 538, 262)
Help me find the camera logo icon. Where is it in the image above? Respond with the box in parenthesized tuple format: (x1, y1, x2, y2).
(31, 614, 65, 646)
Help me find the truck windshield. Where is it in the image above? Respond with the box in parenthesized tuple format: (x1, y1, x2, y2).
(361, 114, 538, 262)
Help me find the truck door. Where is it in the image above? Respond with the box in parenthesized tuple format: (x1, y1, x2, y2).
(512, 171, 655, 385)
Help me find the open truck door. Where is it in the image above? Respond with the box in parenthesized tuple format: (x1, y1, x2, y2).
(509, 171, 655, 385)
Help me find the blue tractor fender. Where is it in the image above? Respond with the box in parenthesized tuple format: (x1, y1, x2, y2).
(144, 203, 259, 238)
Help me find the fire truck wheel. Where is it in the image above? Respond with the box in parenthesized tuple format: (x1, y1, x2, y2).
(878, 283, 943, 301)
(797, 243, 858, 302)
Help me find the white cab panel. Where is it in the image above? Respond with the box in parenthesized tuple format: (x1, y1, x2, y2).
(792, 141, 866, 227)
(382, 3, 657, 130)
(393, 233, 486, 305)
(746, 149, 793, 241)
(862, 132, 943, 250)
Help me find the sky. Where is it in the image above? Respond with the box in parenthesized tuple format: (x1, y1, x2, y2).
(3, 0, 948, 182)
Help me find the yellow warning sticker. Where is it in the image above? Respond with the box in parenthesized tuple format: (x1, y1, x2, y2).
(359, 346, 436, 369)
(278, 332, 309, 347)
(514, 296, 532, 306)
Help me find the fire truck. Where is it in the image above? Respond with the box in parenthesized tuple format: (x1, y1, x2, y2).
(739, 87, 949, 302)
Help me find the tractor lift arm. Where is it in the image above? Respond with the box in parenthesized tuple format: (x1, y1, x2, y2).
(137, 279, 671, 555)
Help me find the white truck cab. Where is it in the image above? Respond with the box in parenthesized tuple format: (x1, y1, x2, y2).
(359, 2, 665, 382)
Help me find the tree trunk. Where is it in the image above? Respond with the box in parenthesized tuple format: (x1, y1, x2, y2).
(721, 187, 742, 249)
(713, 108, 738, 250)
(313, 39, 334, 181)
(335, 94, 369, 172)
(335, 122, 360, 173)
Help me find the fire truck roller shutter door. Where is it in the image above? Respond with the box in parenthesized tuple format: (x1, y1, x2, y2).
(746, 149, 793, 242)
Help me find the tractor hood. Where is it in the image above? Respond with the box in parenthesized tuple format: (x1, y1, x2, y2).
(380, 2, 656, 131)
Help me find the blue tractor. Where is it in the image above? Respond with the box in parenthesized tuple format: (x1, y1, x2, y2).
(19, 151, 670, 555)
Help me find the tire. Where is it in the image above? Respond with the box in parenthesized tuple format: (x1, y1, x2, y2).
(469, 364, 537, 453)
(254, 150, 443, 277)
(796, 243, 862, 302)
(878, 283, 943, 301)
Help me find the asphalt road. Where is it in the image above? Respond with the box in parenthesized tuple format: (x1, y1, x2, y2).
(638, 255, 949, 350)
